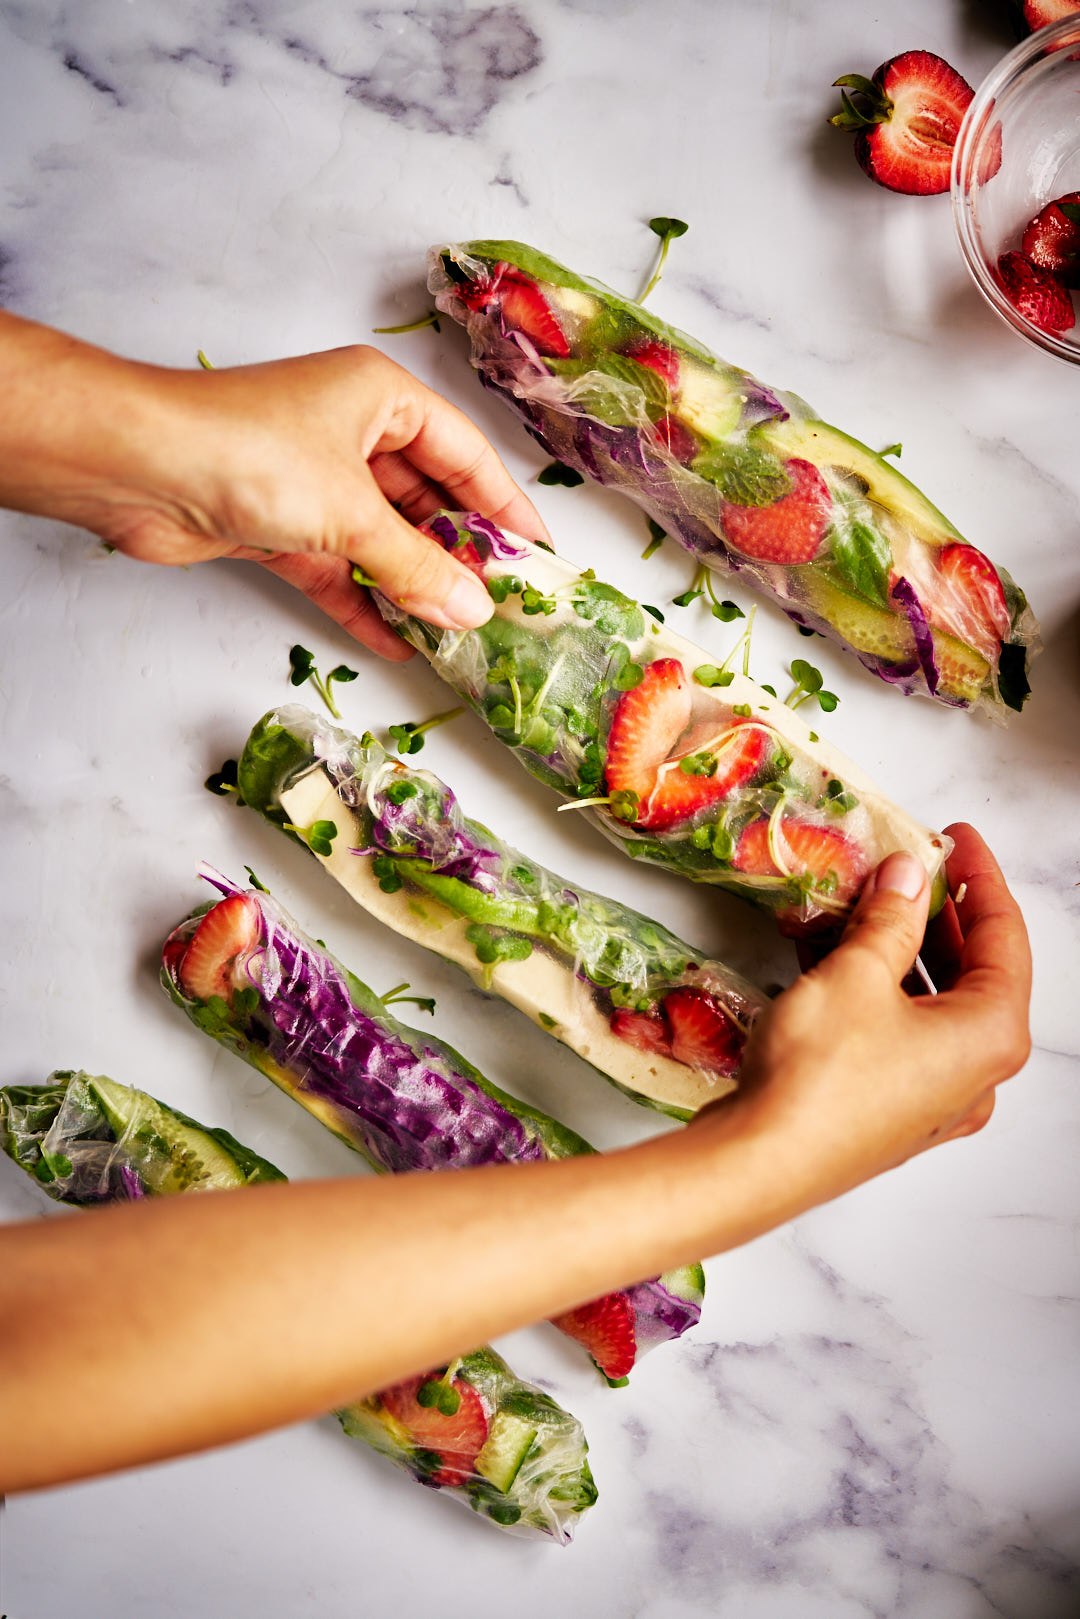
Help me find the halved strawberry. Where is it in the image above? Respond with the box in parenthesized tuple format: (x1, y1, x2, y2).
(721, 459, 831, 565)
(734, 817, 868, 917)
(462, 264, 569, 358)
(177, 895, 261, 1004)
(830, 51, 977, 196)
(604, 659, 692, 802)
(1021, 192, 1080, 286)
(640, 722, 767, 830)
(997, 251, 1076, 333)
(379, 1373, 489, 1487)
(649, 413, 700, 464)
(626, 339, 681, 389)
(933, 543, 1010, 659)
(662, 987, 742, 1075)
(610, 1006, 672, 1057)
(550, 1290, 637, 1381)
(1019, 0, 1080, 35)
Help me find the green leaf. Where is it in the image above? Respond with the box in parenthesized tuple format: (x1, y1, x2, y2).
(692, 441, 791, 507)
(830, 519, 892, 607)
(537, 461, 584, 487)
(693, 665, 735, 688)
(732, 703, 752, 718)
(672, 587, 702, 608)
(790, 658, 823, 693)
(574, 580, 644, 640)
(288, 645, 315, 686)
(817, 691, 839, 712)
(385, 779, 419, 805)
(711, 599, 744, 622)
(614, 661, 644, 691)
(205, 758, 240, 796)
(643, 602, 665, 622)
(608, 789, 640, 823)
(760, 684, 777, 697)
(328, 664, 359, 684)
(243, 865, 268, 892)
(642, 518, 666, 560)
(649, 217, 689, 239)
(832, 72, 881, 98)
(679, 751, 718, 778)
(538, 1012, 557, 1028)
(487, 575, 523, 603)
(797, 623, 818, 637)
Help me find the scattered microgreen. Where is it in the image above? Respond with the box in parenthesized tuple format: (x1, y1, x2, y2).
(465, 923, 533, 966)
(760, 684, 777, 697)
(371, 855, 404, 892)
(537, 460, 584, 487)
(559, 787, 640, 823)
(642, 603, 665, 623)
(640, 216, 689, 302)
(351, 564, 380, 589)
(486, 574, 525, 604)
(417, 1360, 463, 1415)
(288, 644, 359, 719)
(642, 519, 666, 560)
(283, 818, 339, 858)
(823, 778, 859, 815)
(670, 563, 743, 622)
(690, 818, 734, 861)
(538, 1012, 557, 1028)
(693, 664, 735, 688)
(372, 310, 441, 334)
(204, 758, 242, 799)
(380, 981, 436, 1015)
(732, 703, 752, 718)
(196, 350, 215, 370)
(881, 442, 902, 459)
(797, 624, 818, 638)
(784, 658, 839, 714)
(809, 731, 819, 743)
(613, 661, 645, 691)
(679, 751, 718, 778)
(34, 1149, 74, 1184)
(243, 866, 269, 892)
(388, 707, 464, 755)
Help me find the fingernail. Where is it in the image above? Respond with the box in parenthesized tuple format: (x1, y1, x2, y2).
(434, 573, 493, 630)
(874, 851, 927, 901)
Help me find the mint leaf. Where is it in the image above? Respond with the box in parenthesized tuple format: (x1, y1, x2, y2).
(692, 442, 790, 507)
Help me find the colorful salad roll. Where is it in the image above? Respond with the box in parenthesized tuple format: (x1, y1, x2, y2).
(429, 240, 1038, 719)
(374, 512, 949, 934)
(0, 1070, 597, 1541)
(160, 871, 706, 1382)
(237, 705, 767, 1119)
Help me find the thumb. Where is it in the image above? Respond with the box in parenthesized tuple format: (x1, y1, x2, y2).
(347, 481, 493, 633)
(830, 851, 931, 984)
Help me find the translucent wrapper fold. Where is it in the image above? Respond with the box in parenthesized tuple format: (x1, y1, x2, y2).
(374, 511, 950, 934)
(160, 872, 705, 1382)
(0, 1071, 596, 1542)
(236, 703, 768, 1119)
(429, 240, 1039, 720)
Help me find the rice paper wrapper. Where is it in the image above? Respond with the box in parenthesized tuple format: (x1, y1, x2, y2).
(429, 240, 1039, 720)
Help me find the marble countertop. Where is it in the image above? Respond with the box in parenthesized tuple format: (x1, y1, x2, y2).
(1, 2, 1078, 1614)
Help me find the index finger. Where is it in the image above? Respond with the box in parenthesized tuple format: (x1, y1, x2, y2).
(374, 367, 552, 549)
(941, 821, 1032, 1015)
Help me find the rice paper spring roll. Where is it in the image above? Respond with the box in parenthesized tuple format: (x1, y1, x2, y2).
(373, 511, 949, 934)
(429, 240, 1038, 720)
(160, 872, 706, 1383)
(236, 704, 768, 1120)
(0, 1070, 597, 1541)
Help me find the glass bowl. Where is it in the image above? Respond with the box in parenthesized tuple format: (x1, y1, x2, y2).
(952, 14, 1080, 365)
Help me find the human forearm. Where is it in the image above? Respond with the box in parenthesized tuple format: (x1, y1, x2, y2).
(0, 1118, 766, 1494)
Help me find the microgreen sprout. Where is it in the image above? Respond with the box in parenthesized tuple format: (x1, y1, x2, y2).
(732, 703, 752, 718)
(243, 866, 269, 892)
(465, 923, 533, 966)
(282, 819, 339, 858)
(379, 981, 437, 1016)
(881, 442, 902, 459)
(785, 658, 839, 713)
(385, 779, 419, 805)
(204, 758, 242, 799)
(797, 624, 818, 638)
(372, 310, 441, 335)
(558, 788, 640, 823)
(641, 518, 666, 560)
(640, 216, 689, 302)
(417, 1359, 463, 1416)
(196, 350, 215, 370)
(679, 751, 718, 778)
(388, 706, 464, 755)
(371, 855, 403, 893)
(642, 604, 665, 623)
(822, 777, 859, 815)
(671, 564, 744, 622)
(693, 665, 735, 688)
(288, 644, 359, 719)
(537, 460, 584, 487)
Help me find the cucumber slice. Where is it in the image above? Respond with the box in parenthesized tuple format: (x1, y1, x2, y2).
(85, 1076, 249, 1195)
(797, 569, 989, 703)
(474, 1412, 539, 1493)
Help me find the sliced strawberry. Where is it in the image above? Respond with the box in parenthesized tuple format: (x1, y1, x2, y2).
(932, 542, 1010, 659)
(177, 895, 261, 1004)
(997, 251, 1075, 333)
(734, 817, 868, 918)
(462, 263, 569, 358)
(831, 51, 975, 195)
(1020, 0, 1080, 34)
(662, 987, 742, 1076)
(604, 659, 692, 802)
(640, 722, 767, 830)
(379, 1373, 489, 1487)
(626, 339, 681, 389)
(1021, 192, 1080, 287)
(721, 459, 831, 566)
(550, 1290, 637, 1381)
(649, 412, 700, 464)
(610, 1006, 672, 1057)
(161, 928, 190, 984)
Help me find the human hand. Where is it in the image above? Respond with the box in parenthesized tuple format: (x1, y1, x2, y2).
(698, 822, 1032, 1208)
(0, 315, 548, 659)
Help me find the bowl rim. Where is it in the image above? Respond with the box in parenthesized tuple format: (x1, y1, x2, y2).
(951, 12, 1080, 366)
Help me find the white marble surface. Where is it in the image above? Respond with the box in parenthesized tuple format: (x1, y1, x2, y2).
(1, 1, 1079, 1614)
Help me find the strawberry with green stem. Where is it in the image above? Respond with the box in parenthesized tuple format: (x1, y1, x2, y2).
(828, 52, 981, 196)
